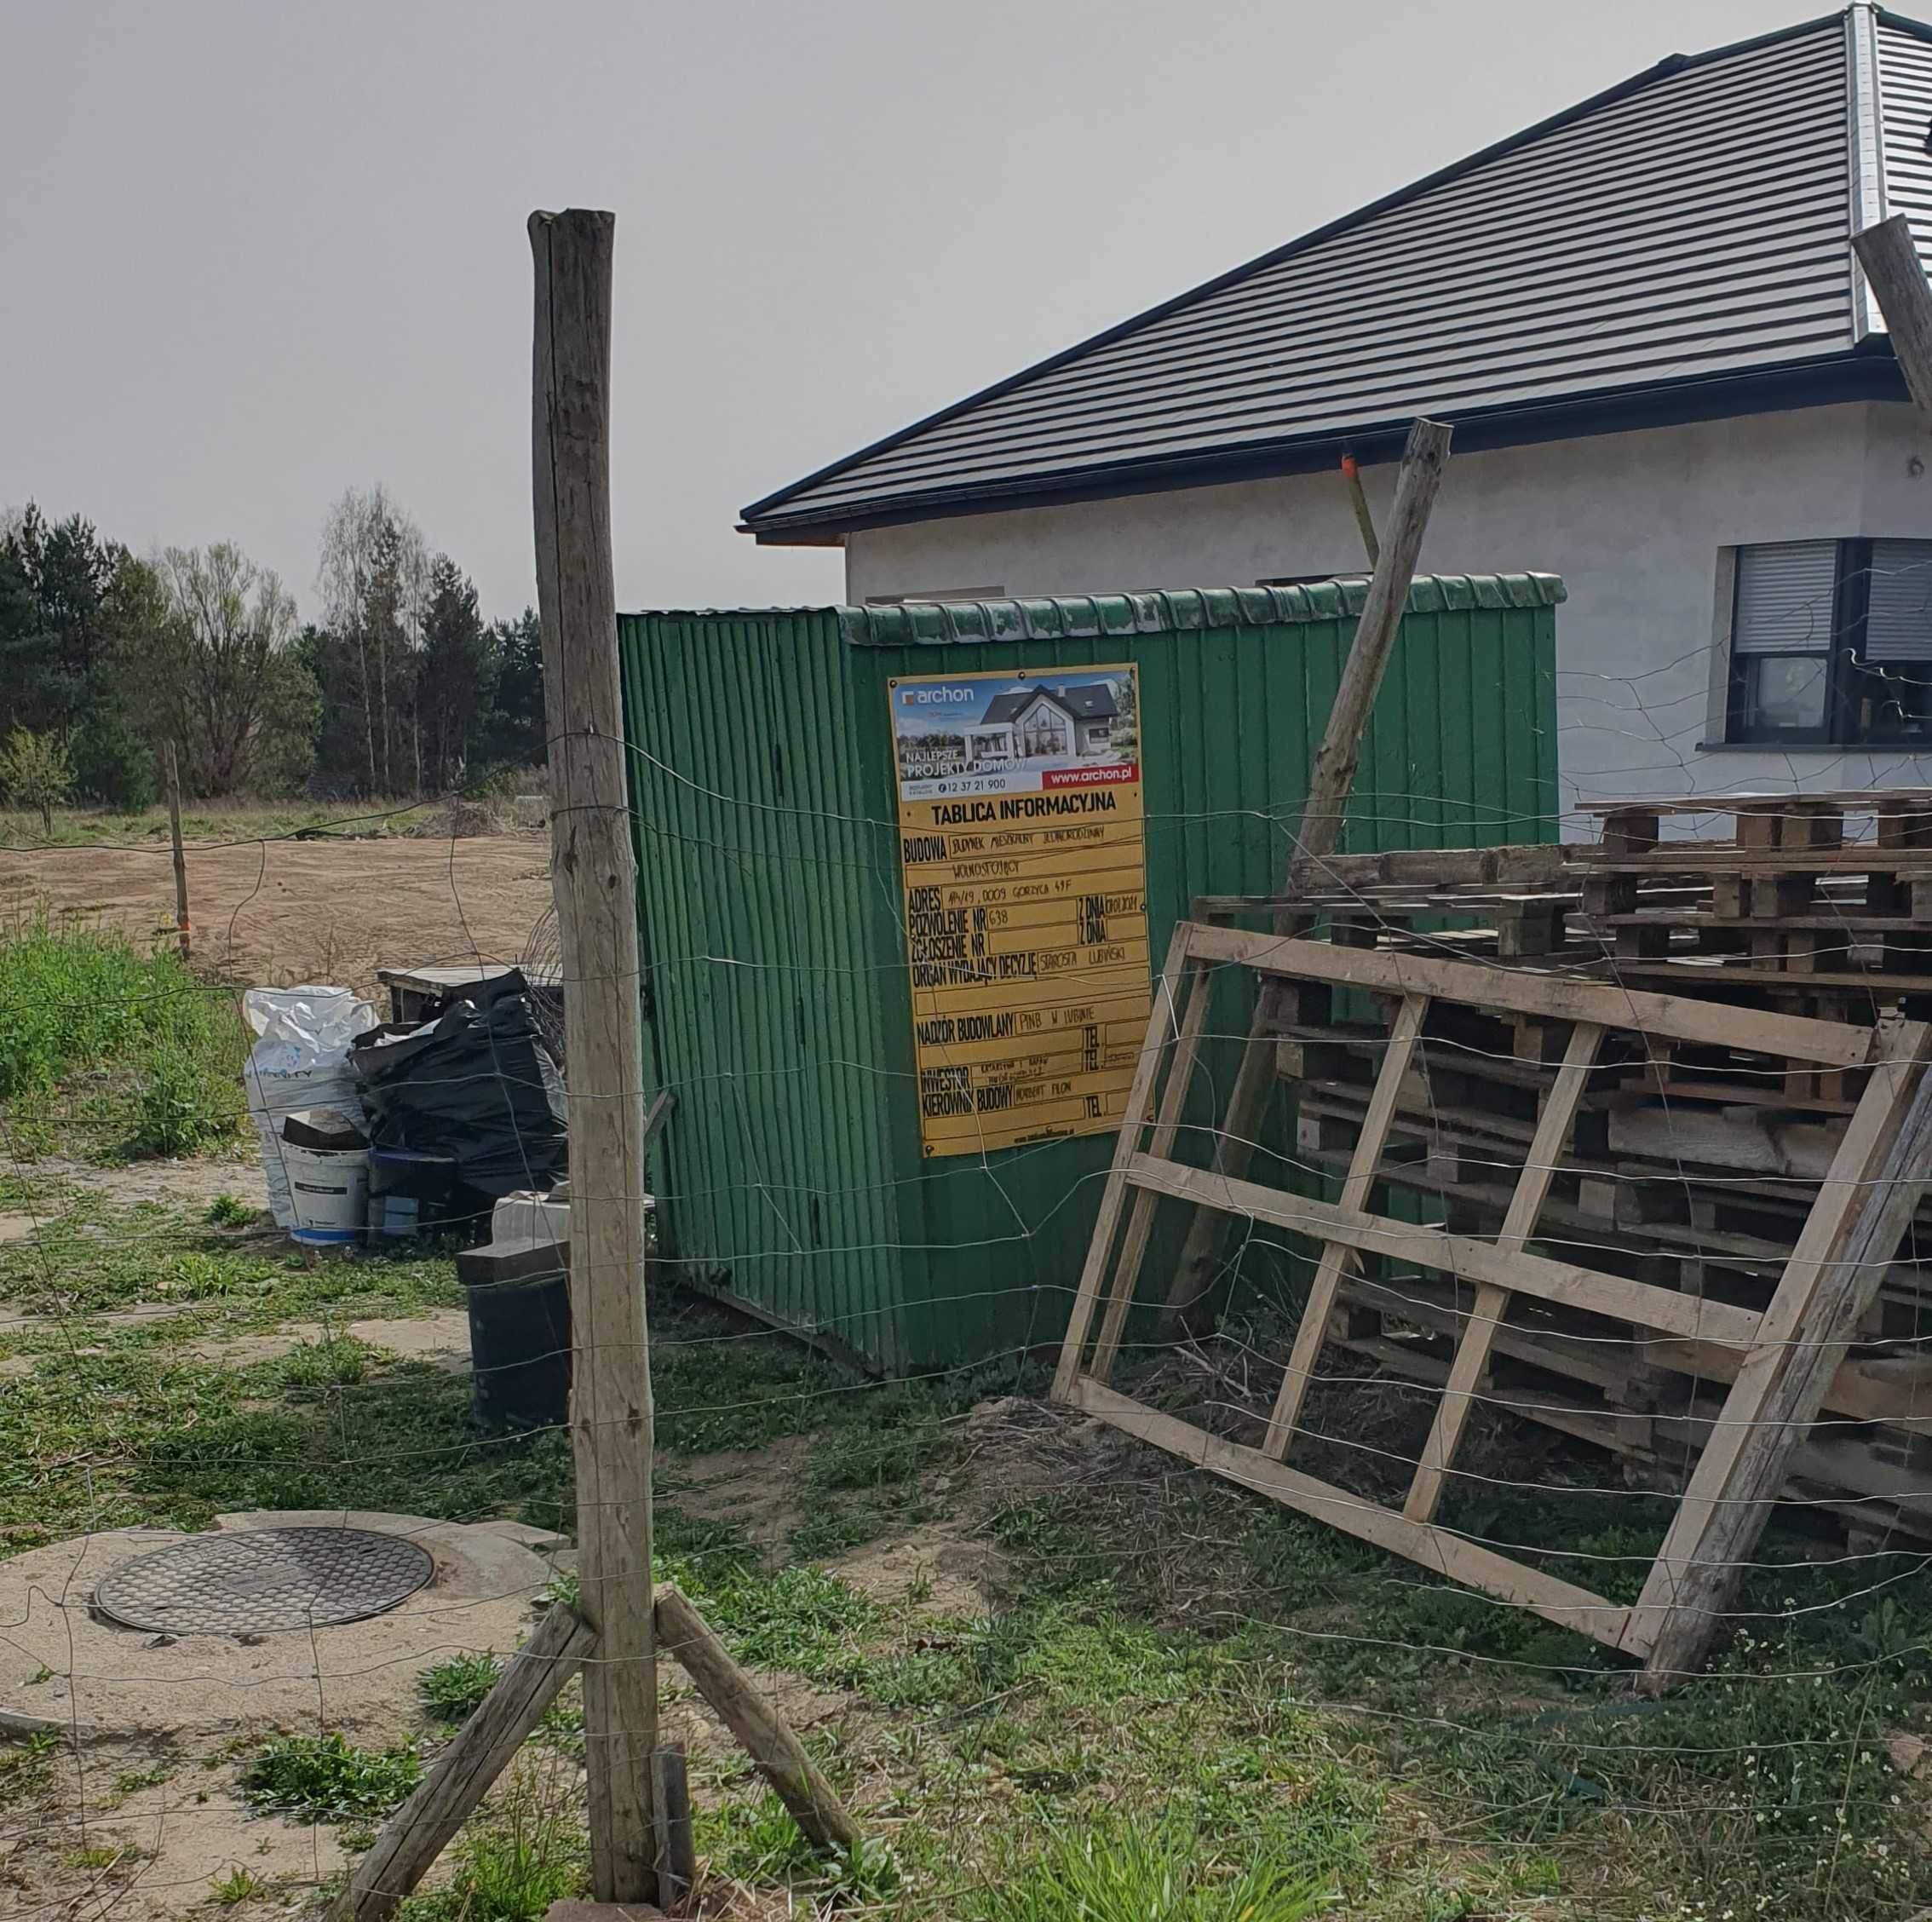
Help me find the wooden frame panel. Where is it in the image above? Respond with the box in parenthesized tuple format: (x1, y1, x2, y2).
(1055, 921, 1929, 1682)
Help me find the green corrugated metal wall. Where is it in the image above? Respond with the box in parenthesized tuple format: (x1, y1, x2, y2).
(619, 576, 1561, 1372)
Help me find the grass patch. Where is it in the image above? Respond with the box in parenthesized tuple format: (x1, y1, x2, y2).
(394, 1765, 587, 1922)
(418, 1651, 503, 1723)
(963, 1821, 1330, 1922)
(0, 919, 244, 1157)
(210, 1866, 267, 1905)
(240, 1733, 421, 1823)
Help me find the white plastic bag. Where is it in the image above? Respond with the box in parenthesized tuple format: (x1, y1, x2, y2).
(242, 987, 377, 1229)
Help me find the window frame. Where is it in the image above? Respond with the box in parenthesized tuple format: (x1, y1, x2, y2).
(1723, 538, 1932, 748)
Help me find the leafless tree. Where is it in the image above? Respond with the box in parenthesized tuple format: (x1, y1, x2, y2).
(151, 544, 311, 795)
(318, 484, 428, 794)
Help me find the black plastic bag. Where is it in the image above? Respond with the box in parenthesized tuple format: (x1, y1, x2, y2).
(349, 970, 566, 1200)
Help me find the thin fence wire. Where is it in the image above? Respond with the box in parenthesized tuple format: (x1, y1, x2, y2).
(8, 644, 1932, 1917)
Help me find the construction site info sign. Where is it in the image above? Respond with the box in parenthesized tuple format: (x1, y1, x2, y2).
(889, 663, 1152, 1157)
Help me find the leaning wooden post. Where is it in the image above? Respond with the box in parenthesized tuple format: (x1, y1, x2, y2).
(655, 1584, 860, 1853)
(1164, 417, 1452, 1324)
(1854, 216, 1932, 413)
(530, 206, 658, 1902)
(1626, 1021, 1932, 1689)
(331, 1607, 596, 1922)
(163, 739, 190, 961)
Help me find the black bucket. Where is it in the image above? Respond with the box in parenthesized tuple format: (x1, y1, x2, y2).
(456, 1242, 572, 1433)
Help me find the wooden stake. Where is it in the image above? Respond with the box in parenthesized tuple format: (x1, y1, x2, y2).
(1165, 418, 1452, 1322)
(654, 1583, 860, 1854)
(163, 739, 190, 961)
(531, 206, 658, 1902)
(331, 1606, 597, 1922)
(1853, 216, 1932, 414)
(651, 1744, 696, 1913)
(1340, 455, 1381, 567)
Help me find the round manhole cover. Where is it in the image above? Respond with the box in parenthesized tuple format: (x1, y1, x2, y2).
(94, 1528, 435, 1636)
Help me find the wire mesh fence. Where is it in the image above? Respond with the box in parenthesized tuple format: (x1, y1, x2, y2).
(6, 611, 1932, 1922)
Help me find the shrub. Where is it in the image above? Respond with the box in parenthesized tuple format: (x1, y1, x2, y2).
(0, 728, 74, 833)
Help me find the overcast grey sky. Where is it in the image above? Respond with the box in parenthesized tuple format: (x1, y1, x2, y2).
(3, 1, 1836, 620)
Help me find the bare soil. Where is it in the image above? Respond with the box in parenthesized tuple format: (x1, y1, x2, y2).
(1, 834, 554, 1001)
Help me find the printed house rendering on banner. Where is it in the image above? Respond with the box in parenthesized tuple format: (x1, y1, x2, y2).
(972, 682, 1120, 765)
(740, 6, 1932, 814)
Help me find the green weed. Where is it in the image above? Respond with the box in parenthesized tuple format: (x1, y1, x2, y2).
(418, 1652, 503, 1723)
(963, 1821, 1330, 1922)
(209, 1866, 267, 1905)
(394, 1769, 587, 1922)
(204, 1194, 254, 1226)
(0, 920, 244, 1156)
(240, 1733, 421, 1823)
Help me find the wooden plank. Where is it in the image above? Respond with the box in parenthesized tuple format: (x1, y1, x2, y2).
(1050, 925, 1193, 1400)
(1164, 419, 1452, 1321)
(1066, 1376, 1630, 1645)
(332, 1606, 595, 1922)
(1624, 1019, 1932, 1683)
(1403, 1020, 1605, 1522)
(655, 1583, 860, 1852)
(1122, 1151, 1766, 1344)
(1577, 787, 1932, 815)
(1090, 957, 1214, 1380)
(531, 205, 656, 1902)
(1181, 923, 1872, 1066)
(1261, 993, 1429, 1457)
(1854, 215, 1932, 414)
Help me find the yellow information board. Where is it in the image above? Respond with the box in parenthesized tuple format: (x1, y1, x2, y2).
(889, 663, 1152, 1157)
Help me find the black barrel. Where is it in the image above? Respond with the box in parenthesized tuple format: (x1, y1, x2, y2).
(455, 1242, 572, 1432)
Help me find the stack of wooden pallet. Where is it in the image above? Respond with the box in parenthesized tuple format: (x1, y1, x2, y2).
(1211, 790, 1932, 1548)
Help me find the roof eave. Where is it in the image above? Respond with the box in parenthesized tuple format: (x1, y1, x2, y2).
(742, 350, 1907, 545)
(739, 9, 1851, 531)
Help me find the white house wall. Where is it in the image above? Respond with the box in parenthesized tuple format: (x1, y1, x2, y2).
(845, 401, 1932, 831)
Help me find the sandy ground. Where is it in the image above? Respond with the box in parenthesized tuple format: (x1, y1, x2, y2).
(0, 834, 555, 1001)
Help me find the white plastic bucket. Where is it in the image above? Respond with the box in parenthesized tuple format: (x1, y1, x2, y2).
(283, 1143, 370, 1246)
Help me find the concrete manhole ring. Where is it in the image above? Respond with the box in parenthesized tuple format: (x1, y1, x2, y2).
(93, 1527, 435, 1636)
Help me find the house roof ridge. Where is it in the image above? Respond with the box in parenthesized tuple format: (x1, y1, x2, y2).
(742, 13, 1860, 536)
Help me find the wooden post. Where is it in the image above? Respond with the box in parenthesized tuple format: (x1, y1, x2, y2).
(163, 739, 190, 961)
(332, 1606, 597, 1922)
(1340, 455, 1381, 567)
(531, 206, 658, 1902)
(654, 1584, 860, 1854)
(651, 1744, 696, 1912)
(1853, 216, 1932, 414)
(1164, 417, 1452, 1322)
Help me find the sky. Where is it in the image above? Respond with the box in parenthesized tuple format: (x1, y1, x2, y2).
(2, 0, 1845, 623)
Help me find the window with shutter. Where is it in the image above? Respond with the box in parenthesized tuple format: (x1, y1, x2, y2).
(1862, 542, 1932, 664)
(1724, 539, 1932, 746)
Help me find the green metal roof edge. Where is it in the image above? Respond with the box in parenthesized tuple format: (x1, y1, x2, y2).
(834, 573, 1565, 647)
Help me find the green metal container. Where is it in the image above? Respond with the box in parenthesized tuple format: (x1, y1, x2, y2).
(618, 576, 1561, 1372)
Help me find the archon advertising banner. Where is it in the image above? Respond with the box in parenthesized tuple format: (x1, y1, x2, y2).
(889, 663, 1152, 1157)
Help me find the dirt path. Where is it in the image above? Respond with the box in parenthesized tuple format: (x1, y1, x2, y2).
(1, 834, 553, 1000)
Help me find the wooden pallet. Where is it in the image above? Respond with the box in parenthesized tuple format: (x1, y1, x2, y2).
(1055, 921, 1932, 1685)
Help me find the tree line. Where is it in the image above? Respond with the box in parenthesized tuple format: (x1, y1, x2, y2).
(0, 486, 545, 812)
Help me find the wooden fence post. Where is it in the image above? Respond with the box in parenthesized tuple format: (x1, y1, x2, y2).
(530, 205, 658, 1903)
(164, 739, 190, 961)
